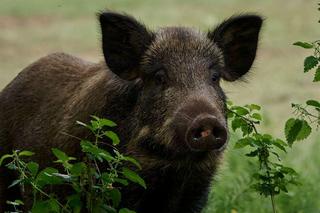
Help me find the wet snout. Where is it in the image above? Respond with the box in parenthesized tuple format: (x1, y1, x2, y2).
(185, 114, 227, 151)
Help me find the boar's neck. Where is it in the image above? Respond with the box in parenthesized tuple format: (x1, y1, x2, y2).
(122, 166, 215, 213)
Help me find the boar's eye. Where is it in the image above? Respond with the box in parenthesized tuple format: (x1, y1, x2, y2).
(154, 69, 167, 85)
(211, 72, 221, 82)
(209, 63, 220, 82)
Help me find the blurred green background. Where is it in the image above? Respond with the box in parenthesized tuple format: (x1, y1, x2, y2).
(0, 0, 319, 212)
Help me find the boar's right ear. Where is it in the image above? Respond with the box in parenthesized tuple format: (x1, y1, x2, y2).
(208, 15, 263, 81)
(99, 12, 153, 80)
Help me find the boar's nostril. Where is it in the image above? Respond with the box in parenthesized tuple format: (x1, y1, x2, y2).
(186, 115, 228, 151)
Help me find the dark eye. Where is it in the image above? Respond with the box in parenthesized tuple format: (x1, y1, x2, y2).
(154, 69, 166, 85)
(211, 72, 221, 82)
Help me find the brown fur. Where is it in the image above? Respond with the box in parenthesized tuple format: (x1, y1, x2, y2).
(0, 12, 263, 212)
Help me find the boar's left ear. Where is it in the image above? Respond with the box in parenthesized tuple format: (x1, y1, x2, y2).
(208, 15, 263, 81)
(99, 12, 153, 80)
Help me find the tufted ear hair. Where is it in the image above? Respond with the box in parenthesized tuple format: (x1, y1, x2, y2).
(99, 12, 154, 80)
(208, 15, 263, 81)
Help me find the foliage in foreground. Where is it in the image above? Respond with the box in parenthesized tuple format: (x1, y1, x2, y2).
(224, 8, 319, 212)
(0, 116, 145, 213)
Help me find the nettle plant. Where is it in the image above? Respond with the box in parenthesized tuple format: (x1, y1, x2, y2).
(227, 102, 299, 213)
(227, 9, 319, 212)
(0, 116, 145, 213)
(285, 39, 320, 145)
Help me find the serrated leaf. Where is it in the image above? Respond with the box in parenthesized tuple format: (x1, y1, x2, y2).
(70, 162, 87, 176)
(114, 178, 129, 186)
(313, 66, 320, 82)
(35, 167, 63, 188)
(18, 150, 34, 157)
(285, 118, 312, 146)
(296, 120, 312, 141)
(234, 137, 254, 149)
(293, 41, 314, 49)
(272, 139, 287, 153)
(110, 188, 121, 207)
(52, 148, 69, 162)
(231, 106, 250, 115)
(26, 162, 39, 177)
(231, 118, 241, 131)
(306, 99, 320, 108)
(105, 131, 120, 145)
(80, 140, 114, 161)
(67, 194, 82, 211)
(122, 168, 146, 189)
(251, 113, 262, 121)
(285, 118, 302, 145)
(304, 56, 319, 72)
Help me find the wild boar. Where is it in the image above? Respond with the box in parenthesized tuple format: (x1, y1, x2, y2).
(0, 11, 262, 213)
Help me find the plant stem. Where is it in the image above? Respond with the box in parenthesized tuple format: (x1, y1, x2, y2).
(270, 193, 276, 213)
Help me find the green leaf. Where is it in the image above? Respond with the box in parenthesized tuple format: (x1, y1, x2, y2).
(306, 99, 320, 108)
(52, 148, 75, 169)
(285, 118, 302, 145)
(123, 156, 142, 170)
(80, 140, 114, 161)
(272, 139, 287, 153)
(293, 41, 314, 49)
(245, 104, 261, 111)
(122, 167, 146, 189)
(234, 137, 255, 149)
(231, 106, 250, 115)
(35, 167, 63, 188)
(114, 178, 129, 186)
(110, 188, 121, 207)
(99, 118, 117, 127)
(313, 66, 320, 82)
(32, 199, 60, 213)
(0, 154, 13, 166)
(105, 131, 120, 145)
(52, 148, 69, 162)
(231, 117, 245, 132)
(26, 162, 39, 177)
(18, 150, 34, 157)
(251, 113, 262, 121)
(67, 194, 82, 212)
(304, 56, 319, 72)
(285, 118, 312, 145)
(296, 120, 312, 141)
(70, 162, 87, 176)
(119, 208, 136, 213)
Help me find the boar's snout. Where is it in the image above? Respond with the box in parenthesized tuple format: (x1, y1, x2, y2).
(185, 114, 227, 151)
(173, 100, 228, 152)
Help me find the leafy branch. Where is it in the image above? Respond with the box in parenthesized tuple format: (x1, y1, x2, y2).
(227, 101, 299, 213)
(0, 116, 144, 213)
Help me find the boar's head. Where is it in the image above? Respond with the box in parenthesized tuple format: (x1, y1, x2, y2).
(99, 12, 262, 167)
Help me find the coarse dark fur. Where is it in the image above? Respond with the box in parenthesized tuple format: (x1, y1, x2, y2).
(0, 11, 263, 213)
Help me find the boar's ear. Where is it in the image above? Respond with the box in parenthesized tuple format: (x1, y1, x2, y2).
(99, 12, 153, 80)
(208, 15, 263, 81)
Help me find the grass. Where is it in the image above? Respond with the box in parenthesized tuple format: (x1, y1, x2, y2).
(0, 0, 319, 212)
